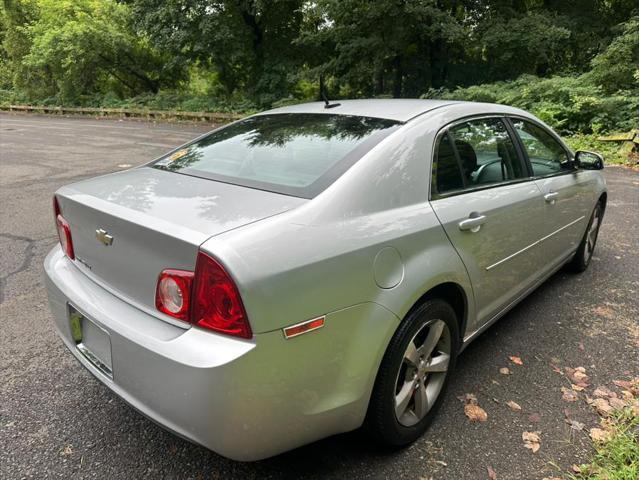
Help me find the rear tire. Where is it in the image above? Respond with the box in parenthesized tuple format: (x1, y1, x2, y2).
(365, 299, 459, 447)
(569, 201, 603, 273)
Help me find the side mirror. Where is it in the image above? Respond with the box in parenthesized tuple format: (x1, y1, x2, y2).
(575, 150, 604, 170)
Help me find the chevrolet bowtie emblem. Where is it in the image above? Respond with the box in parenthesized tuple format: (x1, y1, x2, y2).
(95, 228, 114, 246)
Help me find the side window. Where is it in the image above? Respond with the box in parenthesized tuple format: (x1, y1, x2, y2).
(433, 133, 464, 194)
(448, 118, 526, 186)
(511, 119, 570, 176)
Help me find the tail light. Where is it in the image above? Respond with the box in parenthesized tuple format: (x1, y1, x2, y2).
(53, 196, 75, 260)
(155, 270, 193, 321)
(155, 251, 252, 339)
(191, 252, 252, 338)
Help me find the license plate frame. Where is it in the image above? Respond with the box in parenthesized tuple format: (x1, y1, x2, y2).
(68, 305, 113, 379)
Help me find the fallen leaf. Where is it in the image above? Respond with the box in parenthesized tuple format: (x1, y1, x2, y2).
(487, 465, 497, 480)
(506, 401, 522, 412)
(509, 356, 523, 366)
(589, 428, 611, 442)
(522, 431, 541, 453)
(613, 379, 633, 389)
(571, 384, 585, 392)
(613, 379, 639, 396)
(551, 364, 563, 374)
(561, 387, 579, 402)
(570, 367, 588, 383)
(609, 397, 627, 409)
(499, 367, 512, 375)
(591, 398, 612, 416)
(578, 342, 585, 351)
(565, 367, 589, 383)
(593, 386, 613, 398)
(465, 404, 488, 422)
(566, 419, 585, 431)
(572, 464, 582, 473)
(528, 413, 541, 423)
(60, 445, 73, 456)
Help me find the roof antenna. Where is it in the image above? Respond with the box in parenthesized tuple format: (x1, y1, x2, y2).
(321, 90, 341, 109)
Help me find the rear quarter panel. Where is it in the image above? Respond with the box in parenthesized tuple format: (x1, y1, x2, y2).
(202, 112, 476, 336)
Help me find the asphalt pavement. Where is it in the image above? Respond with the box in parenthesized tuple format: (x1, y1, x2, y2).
(1, 113, 638, 479)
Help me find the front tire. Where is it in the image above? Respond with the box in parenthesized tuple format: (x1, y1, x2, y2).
(569, 201, 603, 273)
(365, 299, 459, 447)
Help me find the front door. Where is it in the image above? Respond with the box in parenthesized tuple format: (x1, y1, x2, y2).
(509, 118, 595, 271)
(429, 117, 545, 330)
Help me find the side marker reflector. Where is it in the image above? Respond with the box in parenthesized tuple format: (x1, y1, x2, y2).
(283, 317, 325, 339)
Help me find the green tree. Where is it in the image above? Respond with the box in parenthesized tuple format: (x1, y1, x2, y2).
(299, 0, 466, 98)
(130, 0, 304, 105)
(1, 0, 41, 93)
(6, 0, 182, 102)
(477, 11, 571, 79)
(588, 16, 639, 92)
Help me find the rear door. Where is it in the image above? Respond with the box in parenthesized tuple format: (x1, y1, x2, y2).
(508, 118, 594, 270)
(429, 117, 545, 330)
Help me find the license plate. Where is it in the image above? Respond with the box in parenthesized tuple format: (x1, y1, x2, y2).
(69, 305, 113, 378)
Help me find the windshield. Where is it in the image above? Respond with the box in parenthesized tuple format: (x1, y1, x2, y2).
(152, 113, 401, 198)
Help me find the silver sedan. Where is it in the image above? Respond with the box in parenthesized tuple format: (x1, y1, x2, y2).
(44, 99, 606, 460)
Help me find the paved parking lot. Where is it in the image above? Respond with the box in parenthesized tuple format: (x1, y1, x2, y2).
(1, 113, 637, 479)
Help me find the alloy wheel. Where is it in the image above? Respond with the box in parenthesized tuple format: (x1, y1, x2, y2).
(584, 207, 601, 264)
(394, 319, 451, 427)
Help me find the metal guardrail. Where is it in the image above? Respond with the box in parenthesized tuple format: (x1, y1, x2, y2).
(0, 104, 243, 122)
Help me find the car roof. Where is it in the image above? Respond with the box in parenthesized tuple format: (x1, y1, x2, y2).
(258, 99, 461, 123)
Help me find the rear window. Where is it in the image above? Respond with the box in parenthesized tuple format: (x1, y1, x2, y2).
(152, 113, 401, 198)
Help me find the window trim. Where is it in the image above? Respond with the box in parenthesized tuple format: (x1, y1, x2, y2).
(505, 115, 577, 180)
(429, 114, 533, 201)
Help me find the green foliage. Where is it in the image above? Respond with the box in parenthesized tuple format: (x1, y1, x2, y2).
(434, 72, 639, 135)
(588, 16, 639, 92)
(131, 0, 304, 105)
(569, 408, 639, 480)
(564, 135, 634, 166)
(1, 1, 638, 136)
(298, 0, 466, 97)
(2, 0, 184, 103)
(477, 11, 571, 79)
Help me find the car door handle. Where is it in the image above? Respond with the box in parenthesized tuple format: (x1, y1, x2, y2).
(458, 214, 487, 232)
(544, 191, 559, 203)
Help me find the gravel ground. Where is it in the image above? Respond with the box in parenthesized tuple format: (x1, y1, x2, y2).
(1, 113, 637, 480)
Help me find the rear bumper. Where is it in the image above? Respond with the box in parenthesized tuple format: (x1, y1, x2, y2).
(44, 246, 399, 460)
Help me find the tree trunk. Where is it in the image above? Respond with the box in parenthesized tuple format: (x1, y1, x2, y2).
(318, 73, 325, 101)
(393, 56, 403, 98)
(239, 6, 264, 91)
(374, 67, 384, 96)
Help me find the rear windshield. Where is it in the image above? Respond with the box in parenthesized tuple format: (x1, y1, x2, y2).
(152, 113, 401, 198)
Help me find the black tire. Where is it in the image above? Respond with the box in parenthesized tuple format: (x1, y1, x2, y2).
(568, 201, 604, 273)
(365, 299, 459, 447)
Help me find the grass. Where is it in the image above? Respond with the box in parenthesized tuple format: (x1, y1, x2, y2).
(570, 408, 639, 480)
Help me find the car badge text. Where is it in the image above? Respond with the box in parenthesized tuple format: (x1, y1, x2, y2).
(95, 228, 114, 246)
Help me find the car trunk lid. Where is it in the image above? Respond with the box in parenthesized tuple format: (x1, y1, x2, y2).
(55, 167, 305, 314)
